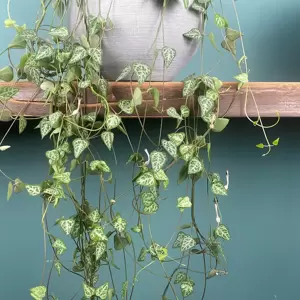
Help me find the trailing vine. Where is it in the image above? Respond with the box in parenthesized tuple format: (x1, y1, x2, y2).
(0, 0, 279, 299)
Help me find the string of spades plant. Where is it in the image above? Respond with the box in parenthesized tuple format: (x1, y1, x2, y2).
(0, 0, 280, 299)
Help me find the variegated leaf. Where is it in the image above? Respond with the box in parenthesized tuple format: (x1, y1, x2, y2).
(188, 157, 204, 174)
(136, 172, 156, 187)
(206, 89, 219, 101)
(49, 27, 69, 40)
(168, 132, 185, 146)
(179, 144, 194, 161)
(141, 192, 156, 206)
(53, 172, 71, 184)
(0, 86, 19, 101)
(215, 224, 230, 240)
(88, 48, 102, 65)
(180, 281, 194, 297)
(181, 235, 196, 252)
(211, 181, 227, 196)
(177, 196, 192, 211)
(198, 96, 215, 117)
(133, 63, 151, 85)
(59, 218, 75, 235)
(154, 169, 168, 181)
(118, 100, 134, 114)
(53, 239, 67, 255)
(113, 217, 127, 233)
(69, 46, 88, 64)
(116, 65, 132, 82)
(54, 260, 61, 276)
(105, 114, 121, 130)
(88, 210, 101, 223)
(83, 282, 95, 298)
(101, 131, 114, 150)
(183, 28, 202, 40)
(95, 242, 107, 260)
(167, 107, 182, 120)
(40, 119, 52, 139)
(49, 111, 63, 129)
(30, 286, 46, 300)
(180, 105, 190, 118)
(173, 231, 186, 248)
(144, 202, 159, 214)
(121, 281, 128, 300)
(36, 44, 54, 60)
(161, 139, 177, 158)
(25, 185, 41, 196)
(72, 138, 89, 159)
(95, 282, 109, 299)
(174, 271, 187, 284)
(90, 160, 111, 173)
(19, 116, 27, 134)
(161, 46, 176, 68)
(150, 151, 167, 172)
(90, 226, 108, 242)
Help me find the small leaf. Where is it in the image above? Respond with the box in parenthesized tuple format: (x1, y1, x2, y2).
(133, 63, 151, 85)
(162, 139, 177, 158)
(188, 157, 203, 174)
(54, 260, 61, 276)
(53, 239, 67, 255)
(215, 224, 230, 241)
(133, 87, 142, 106)
(30, 286, 47, 300)
(101, 131, 114, 150)
(72, 138, 89, 159)
(212, 118, 229, 132)
(180, 105, 190, 118)
(226, 27, 242, 41)
(49, 111, 63, 128)
(36, 44, 54, 60)
(183, 28, 202, 40)
(136, 172, 156, 187)
(208, 32, 219, 51)
(138, 247, 147, 261)
(49, 27, 69, 40)
(7, 182, 13, 201)
(0, 86, 19, 101)
(174, 272, 187, 284)
(177, 196, 192, 211)
(114, 234, 129, 251)
(179, 144, 194, 161)
(69, 46, 88, 64)
(181, 235, 196, 252)
(167, 107, 182, 120)
(144, 202, 159, 214)
(88, 210, 101, 223)
(256, 143, 264, 149)
(221, 38, 236, 56)
(121, 281, 128, 300)
(113, 217, 127, 233)
(106, 114, 121, 130)
(116, 65, 132, 82)
(154, 169, 168, 181)
(59, 219, 75, 235)
(25, 184, 41, 196)
(149, 87, 160, 107)
(83, 282, 95, 298)
(168, 132, 185, 146)
(18, 116, 27, 134)
(88, 48, 102, 65)
(0, 145, 10, 151)
(180, 281, 194, 297)
(95, 242, 107, 260)
(40, 119, 52, 139)
(214, 13, 227, 28)
(0, 66, 14, 82)
(173, 231, 186, 248)
(272, 137, 280, 146)
(161, 46, 176, 68)
(53, 172, 71, 184)
(234, 73, 248, 83)
(211, 181, 227, 196)
(198, 96, 215, 117)
(150, 151, 167, 172)
(118, 100, 134, 114)
(95, 282, 109, 299)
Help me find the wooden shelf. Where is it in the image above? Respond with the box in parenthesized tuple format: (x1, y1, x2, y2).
(1, 81, 300, 118)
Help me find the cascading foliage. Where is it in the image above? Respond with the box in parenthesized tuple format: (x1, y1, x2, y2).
(0, 0, 279, 299)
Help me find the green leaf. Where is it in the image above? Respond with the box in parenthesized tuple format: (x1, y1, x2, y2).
(72, 138, 89, 159)
(20, 30, 36, 41)
(95, 283, 109, 299)
(25, 184, 41, 196)
(150, 151, 167, 172)
(161, 46, 176, 68)
(90, 226, 108, 242)
(206, 89, 219, 101)
(198, 96, 215, 117)
(9, 34, 26, 49)
(105, 114, 121, 130)
(88, 210, 101, 223)
(30, 286, 47, 300)
(177, 196, 192, 211)
(138, 247, 147, 261)
(188, 157, 204, 174)
(36, 44, 54, 60)
(183, 28, 202, 40)
(53, 172, 71, 184)
(162, 139, 177, 158)
(53, 238, 67, 255)
(179, 144, 194, 161)
(215, 224, 230, 241)
(54, 260, 61, 276)
(183, 75, 196, 97)
(7, 181, 13, 201)
(226, 27, 242, 41)
(272, 137, 280, 146)
(208, 32, 219, 51)
(202, 75, 216, 89)
(168, 132, 185, 146)
(118, 100, 134, 114)
(174, 272, 187, 284)
(113, 217, 127, 233)
(133, 87, 143, 106)
(136, 172, 156, 187)
(154, 169, 168, 181)
(221, 38, 236, 56)
(88, 48, 102, 65)
(49, 27, 69, 40)
(213, 118, 229, 132)
(133, 63, 151, 85)
(180, 281, 194, 297)
(167, 107, 182, 120)
(95, 242, 107, 260)
(141, 192, 156, 206)
(149, 87, 160, 107)
(116, 65, 132, 82)
(17, 116, 27, 134)
(180, 105, 190, 118)
(173, 231, 186, 248)
(69, 46, 88, 64)
(256, 143, 264, 149)
(40, 119, 52, 139)
(234, 73, 248, 83)
(101, 131, 114, 150)
(0, 86, 19, 101)
(90, 160, 111, 173)
(214, 13, 227, 28)
(0, 145, 10, 151)
(49, 111, 63, 129)
(59, 218, 75, 235)
(0, 66, 14, 82)
(181, 235, 196, 251)
(114, 234, 129, 250)
(144, 202, 159, 214)
(191, 1, 207, 12)
(211, 181, 227, 196)
(83, 282, 95, 298)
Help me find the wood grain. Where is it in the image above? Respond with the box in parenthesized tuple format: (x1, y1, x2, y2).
(1, 81, 300, 118)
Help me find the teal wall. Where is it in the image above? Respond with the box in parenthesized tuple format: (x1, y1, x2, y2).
(0, 1, 299, 300)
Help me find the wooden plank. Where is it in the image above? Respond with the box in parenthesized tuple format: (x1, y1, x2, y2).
(1, 81, 300, 118)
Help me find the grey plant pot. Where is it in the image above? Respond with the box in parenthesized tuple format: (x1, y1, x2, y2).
(69, 0, 203, 81)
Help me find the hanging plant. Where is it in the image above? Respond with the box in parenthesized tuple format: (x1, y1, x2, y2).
(0, 0, 280, 299)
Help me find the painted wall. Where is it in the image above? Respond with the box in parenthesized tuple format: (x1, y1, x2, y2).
(0, 1, 299, 300)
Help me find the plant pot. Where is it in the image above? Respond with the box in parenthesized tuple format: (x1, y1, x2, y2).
(68, 0, 203, 81)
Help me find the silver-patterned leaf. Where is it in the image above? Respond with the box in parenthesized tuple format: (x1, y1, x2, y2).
(88, 48, 102, 65)
(198, 96, 215, 117)
(181, 235, 196, 251)
(173, 231, 186, 248)
(78, 80, 91, 89)
(174, 272, 187, 284)
(144, 202, 159, 214)
(180, 105, 190, 118)
(161, 46, 176, 68)
(90, 226, 108, 242)
(188, 157, 204, 174)
(201, 75, 215, 89)
(69, 46, 88, 64)
(59, 218, 75, 235)
(40, 119, 52, 139)
(150, 151, 167, 172)
(121, 281, 128, 300)
(179, 144, 194, 161)
(211, 181, 227, 196)
(95, 282, 109, 299)
(215, 224, 230, 241)
(177, 196, 192, 210)
(25, 184, 41, 196)
(36, 44, 54, 60)
(161, 139, 177, 158)
(118, 100, 134, 114)
(88, 210, 101, 223)
(167, 107, 182, 120)
(49, 27, 69, 40)
(168, 132, 185, 146)
(83, 282, 95, 298)
(19, 116, 27, 134)
(215, 13, 227, 28)
(53, 239, 67, 255)
(141, 192, 156, 206)
(206, 89, 219, 101)
(113, 217, 127, 233)
(0, 86, 19, 101)
(90, 160, 111, 173)
(20, 30, 36, 41)
(116, 65, 132, 82)
(49, 111, 63, 128)
(30, 286, 47, 300)
(133, 63, 151, 85)
(54, 260, 61, 276)
(154, 169, 168, 181)
(136, 172, 156, 187)
(53, 172, 71, 184)
(101, 131, 114, 150)
(95, 242, 107, 260)
(180, 281, 194, 297)
(72, 138, 89, 159)
(105, 114, 121, 130)
(191, 1, 207, 12)
(183, 76, 196, 97)
(183, 28, 202, 40)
